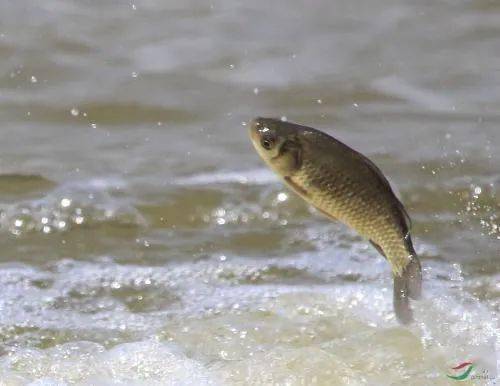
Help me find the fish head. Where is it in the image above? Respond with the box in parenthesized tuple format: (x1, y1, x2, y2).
(249, 117, 303, 176)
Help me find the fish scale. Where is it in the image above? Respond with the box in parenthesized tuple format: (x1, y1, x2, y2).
(296, 158, 410, 275)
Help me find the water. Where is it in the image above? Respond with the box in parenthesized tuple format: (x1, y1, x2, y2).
(0, 0, 498, 384)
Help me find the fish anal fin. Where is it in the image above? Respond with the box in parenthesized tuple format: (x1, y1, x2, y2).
(369, 240, 387, 259)
(314, 207, 338, 222)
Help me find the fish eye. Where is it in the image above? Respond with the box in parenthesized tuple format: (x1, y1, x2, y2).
(261, 136, 275, 150)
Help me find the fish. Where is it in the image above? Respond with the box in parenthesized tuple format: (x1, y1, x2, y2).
(249, 117, 422, 324)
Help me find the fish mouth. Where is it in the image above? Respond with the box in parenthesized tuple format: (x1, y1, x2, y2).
(248, 117, 264, 142)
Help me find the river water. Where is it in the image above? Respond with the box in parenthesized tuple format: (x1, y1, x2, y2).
(0, 1, 498, 385)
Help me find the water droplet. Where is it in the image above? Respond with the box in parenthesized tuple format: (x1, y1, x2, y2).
(70, 108, 79, 116)
(14, 219, 23, 227)
(60, 198, 71, 208)
(277, 192, 288, 202)
(214, 208, 226, 217)
(42, 225, 51, 234)
(110, 281, 121, 289)
(474, 186, 482, 195)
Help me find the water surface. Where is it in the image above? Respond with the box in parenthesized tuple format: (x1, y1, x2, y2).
(0, 1, 498, 384)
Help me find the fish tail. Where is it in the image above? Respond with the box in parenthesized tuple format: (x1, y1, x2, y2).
(406, 254, 422, 300)
(393, 255, 422, 324)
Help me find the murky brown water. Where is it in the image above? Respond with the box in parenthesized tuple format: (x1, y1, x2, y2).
(0, 1, 498, 384)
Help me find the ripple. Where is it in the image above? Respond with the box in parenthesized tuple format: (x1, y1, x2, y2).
(0, 174, 56, 199)
(0, 178, 146, 237)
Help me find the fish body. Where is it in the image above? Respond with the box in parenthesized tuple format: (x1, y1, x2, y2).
(249, 117, 422, 324)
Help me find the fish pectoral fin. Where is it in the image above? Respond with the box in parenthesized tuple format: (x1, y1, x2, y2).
(369, 240, 387, 259)
(284, 176, 309, 197)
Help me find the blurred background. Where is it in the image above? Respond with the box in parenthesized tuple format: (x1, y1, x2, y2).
(0, 0, 498, 384)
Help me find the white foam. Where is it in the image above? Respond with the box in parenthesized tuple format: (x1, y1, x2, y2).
(175, 169, 277, 186)
(0, 340, 217, 385)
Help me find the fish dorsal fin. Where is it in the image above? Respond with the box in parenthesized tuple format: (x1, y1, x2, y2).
(395, 196, 412, 232)
(358, 154, 412, 232)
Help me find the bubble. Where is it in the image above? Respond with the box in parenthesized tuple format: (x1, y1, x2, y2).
(70, 108, 79, 117)
(30, 76, 37, 83)
(280, 116, 287, 122)
(253, 88, 259, 95)
(474, 186, 482, 195)
(317, 99, 323, 104)
(131, 72, 138, 78)
(14, 219, 23, 227)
